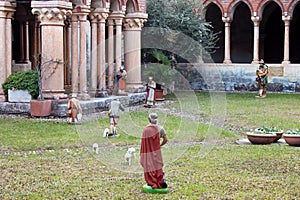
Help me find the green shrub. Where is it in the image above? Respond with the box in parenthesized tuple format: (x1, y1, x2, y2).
(2, 70, 39, 99)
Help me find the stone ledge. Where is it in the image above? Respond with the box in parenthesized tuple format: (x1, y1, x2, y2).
(0, 92, 146, 117)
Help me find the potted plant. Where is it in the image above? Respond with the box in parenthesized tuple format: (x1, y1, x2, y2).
(246, 126, 283, 145)
(2, 70, 39, 102)
(283, 129, 300, 146)
(246, 131, 277, 145)
(30, 54, 63, 117)
(255, 126, 284, 142)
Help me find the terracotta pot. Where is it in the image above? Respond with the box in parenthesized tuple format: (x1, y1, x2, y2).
(30, 100, 52, 117)
(155, 89, 164, 101)
(254, 128, 284, 143)
(246, 132, 277, 145)
(283, 134, 300, 146)
(272, 131, 284, 142)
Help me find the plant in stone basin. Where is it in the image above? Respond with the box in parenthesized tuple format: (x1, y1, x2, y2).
(2, 70, 39, 100)
(285, 129, 300, 135)
(256, 126, 282, 133)
(283, 129, 300, 146)
(254, 126, 284, 142)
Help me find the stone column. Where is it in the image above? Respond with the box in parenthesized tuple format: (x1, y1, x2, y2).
(32, 1, 72, 99)
(89, 13, 98, 96)
(76, 7, 90, 100)
(123, 13, 147, 92)
(96, 10, 109, 97)
(25, 21, 30, 63)
(6, 11, 14, 77)
(107, 18, 114, 91)
(0, 2, 15, 101)
(222, 14, 232, 64)
(32, 19, 40, 70)
(65, 19, 71, 87)
(115, 17, 123, 71)
(251, 15, 260, 64)
(282, 13, 291, 64)
(19, 21, 25, 62)
(71, 14, 79, 96)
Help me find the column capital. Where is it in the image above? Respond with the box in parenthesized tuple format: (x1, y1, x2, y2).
(114, 18, 123, 26)
(107, 18, 114, 26)
(109, 11, 125, 19)
(98, 12, 109, 23)
(90, 8, 109, 23)
(222, 13, 231, 23)
(123, 13, 148, 31)
(31, 1, 72, 26)
(251, 15, 260, 25)
(0, 1, 15, 18)
(73, 6, 90, 21)
(282, 14, 291, 25)
(71, 14, 79, 22)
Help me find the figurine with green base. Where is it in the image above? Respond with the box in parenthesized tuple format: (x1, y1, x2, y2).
(142, 184, 169, 194)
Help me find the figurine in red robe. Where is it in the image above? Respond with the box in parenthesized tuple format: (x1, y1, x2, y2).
(140, 113, 168, 189)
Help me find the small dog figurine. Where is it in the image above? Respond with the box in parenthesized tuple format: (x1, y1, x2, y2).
(92, 143, 99, 154)
(125, 147, 136, 166)
(102, 128, 110, 138)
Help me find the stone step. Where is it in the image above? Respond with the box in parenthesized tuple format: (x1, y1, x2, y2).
(0, 92, 146, 117)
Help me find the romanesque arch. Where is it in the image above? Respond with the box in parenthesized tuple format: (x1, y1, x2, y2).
(110, 0, 123, 11)
(125, 0, 138, 13)
(231, 2, 253, 63)
(205, 2, 224, 63)
(203, 0, 224, 13)
(257, 0, 284, 17)
(290, 2, 300, 63)
(260, 1, 284, 63)
(228, 0, 253, 18)
(288, 0, 300, 16)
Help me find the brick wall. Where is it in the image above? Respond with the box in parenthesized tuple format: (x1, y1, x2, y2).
(203, 0, 297, 14)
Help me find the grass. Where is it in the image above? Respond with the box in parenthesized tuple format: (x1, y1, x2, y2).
(1, 92, 300, 199)
(167, 92, 300, 133)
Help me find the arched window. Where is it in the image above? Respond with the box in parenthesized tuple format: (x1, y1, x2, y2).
(260, 2, 284, 63)
(231, 2, 253, 63)
(205, 3, 224, 63)
(290, 3, 300, 63)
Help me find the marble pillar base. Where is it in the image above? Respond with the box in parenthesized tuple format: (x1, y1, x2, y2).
(223, 59, 232, 64)
(95, 90, 108, 98)
(251, 60, 259, 64)
(88, 90, 97, 98)
(42, 91, 68, 100)
(282, 61, 291, 64)
(126, 83, 146, 93)
(117, 89, 128, 96)
(77, 92, 90, 101)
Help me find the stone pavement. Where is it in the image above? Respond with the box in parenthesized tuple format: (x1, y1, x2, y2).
(235, 138, 286, 145)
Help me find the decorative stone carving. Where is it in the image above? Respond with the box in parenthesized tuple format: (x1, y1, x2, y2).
(221, 15, 231, 24)
(0, 1, 15, 18)
(32, 8, 71, 26)
(282, 13, 291, 24)
(90, 9, 108, 23)
(251, 15, 260, 26)
(123, 18, 147, 31)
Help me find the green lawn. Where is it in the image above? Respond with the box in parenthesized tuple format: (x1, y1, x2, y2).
(0, 92, 299, 199)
